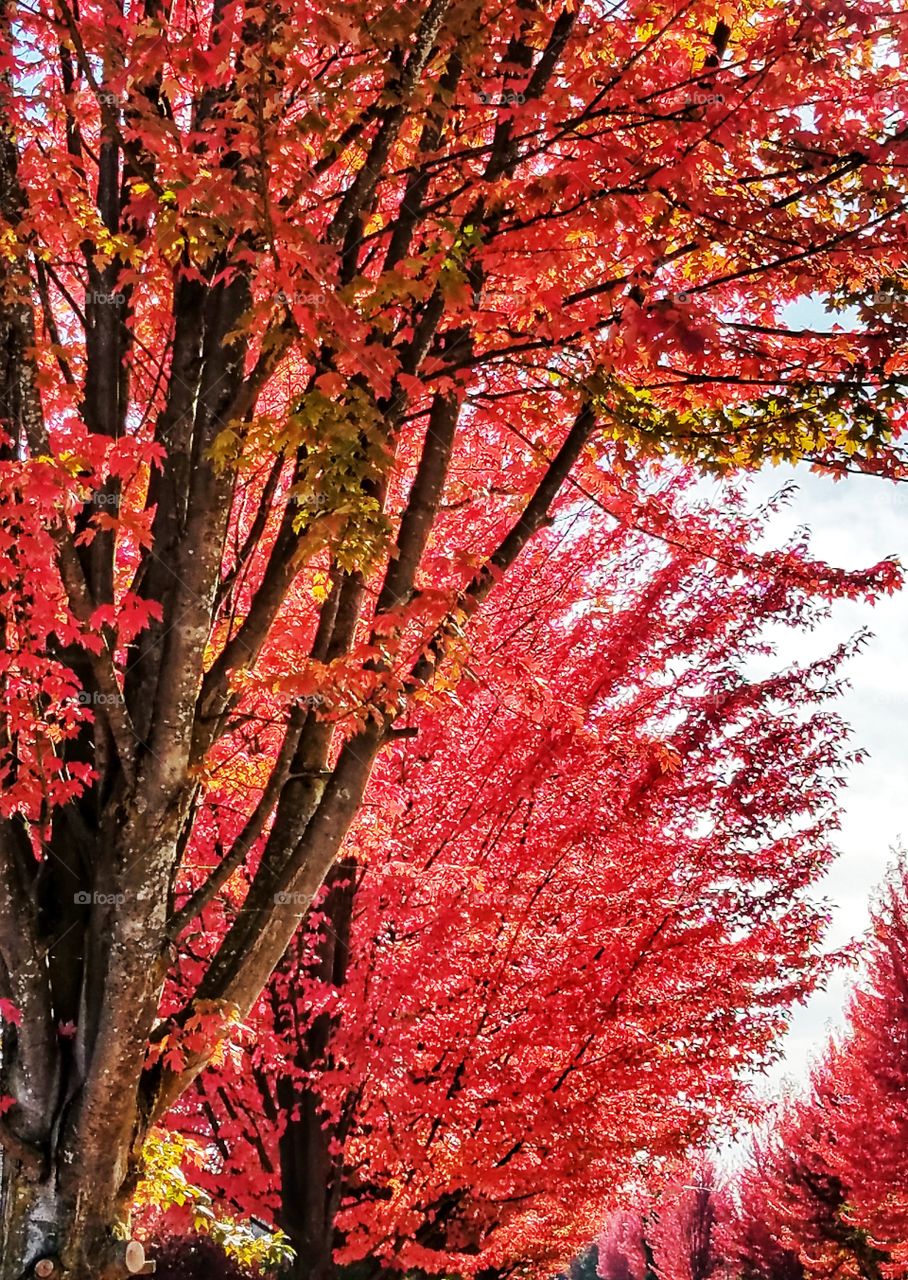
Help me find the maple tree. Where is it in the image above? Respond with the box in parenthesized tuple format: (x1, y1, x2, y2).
(724, 1058, 893, 1280)
(816, 865, 908, 1277)
(170, 480, 893, 1280)
(0, 0, 907, 1273)
(597, 1214, 651, 1280)
(722, 864, 908, 1280)
(648, 1167, 728, 1280)
(722, 1156, 804, 1280)
(582, 868, 908, 1280)
(596, 1164, 728, 1280)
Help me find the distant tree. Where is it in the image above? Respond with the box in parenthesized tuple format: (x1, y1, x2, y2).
(650, 1167, 729, 1280)
(598, 1212, 649, 1280)
(731, 1072, 886, 1280)
(723, 1156, 804, 1280)
(718, 865, 908, 1280)
(817, 863, 908, 1277)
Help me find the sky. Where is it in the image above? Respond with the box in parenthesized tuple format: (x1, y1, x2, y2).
(728, 459, 908, 1094)
(720, 292, 908, 1095)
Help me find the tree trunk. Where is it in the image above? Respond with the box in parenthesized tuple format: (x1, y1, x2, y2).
(0, 1152, 130, 1280)
(0, 1157, 59, 1280)
(0, 1021, 152, 1280)
(276, 862, 357, 1280)
(277, 1083, 336, 1280)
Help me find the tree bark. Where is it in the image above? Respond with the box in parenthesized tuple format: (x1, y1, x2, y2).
(0, 1151, 137, 1280)
(275, 863, 357, 1280)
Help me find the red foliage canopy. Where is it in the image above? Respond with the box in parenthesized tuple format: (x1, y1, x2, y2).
(170, 473, 893, 1278)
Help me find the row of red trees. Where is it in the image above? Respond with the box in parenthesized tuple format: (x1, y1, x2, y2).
(730, 861, 908, 1280)
(142, 464, 901, 1280)
(593, 862, 908, 1280)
